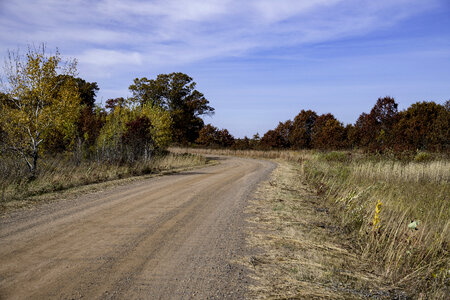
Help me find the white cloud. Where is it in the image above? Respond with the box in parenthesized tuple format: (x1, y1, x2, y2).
(78, 49, 143, 66)
(97, 0, 232, 21)
(249, 0, 342, 23)
(0, 0, 443, 73)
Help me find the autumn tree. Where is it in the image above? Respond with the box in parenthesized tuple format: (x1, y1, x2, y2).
(196, 124, 234, 148)
(196, 124, 218, 147)
(432, 101, 450, 152)
(289, 110, 317, 149)
(370, 96, 398, 149)
(353, 112, 375, 149)
(71, 76, 101, 151)
(97, 98, 172, 162)
(96, 98, 131, 161)
(76, 105, 106, 155)
(40, 75, 101, 155)
(260, 129, 285, 149)
(141, 103, 173, 150)
(216, 129, 235, 148)
(258, 121, 292, 150)
(274, 120, 292, 148)
(251, 133, 261, 149)
(129, 73, 214, 144)
(353, 97, 399, 151)
(0, 93, 9, 150)
(392, 101, 449, 151)
(0, 45, 80, 177)
(232, 136, 251, 150)
(105, 97, 127, 111)
(122, 116, 153, 162)
(311, 113, 345, 150)
(343, 124, 358, 149)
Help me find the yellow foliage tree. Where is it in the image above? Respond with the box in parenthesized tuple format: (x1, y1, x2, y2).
(96, 99, 133, 161)
(141, 103, 172, 150)
(96, 100, 172, 162)
(0, 44, 80, 177)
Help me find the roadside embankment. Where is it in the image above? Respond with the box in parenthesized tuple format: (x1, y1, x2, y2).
(0, 152, 209, 213)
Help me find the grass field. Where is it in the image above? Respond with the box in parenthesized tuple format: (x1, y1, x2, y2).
(175, 147, 449, 298)
(301, 151, 449, 298)
(0, 152, 208, 211)
(2, 147, 448, 297)
(244, 161, 403, 299)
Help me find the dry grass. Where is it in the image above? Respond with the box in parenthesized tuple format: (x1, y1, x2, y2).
(0, 152, 208, 211)
(351, 160, 449, 183)
(301, 152, 449, 299)
(170, 147, 312, 161)
(243, 161, 404, 299)
(177, 148, 449, 298)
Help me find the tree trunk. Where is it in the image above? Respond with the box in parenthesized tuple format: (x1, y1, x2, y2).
(30, 149, 38, 180)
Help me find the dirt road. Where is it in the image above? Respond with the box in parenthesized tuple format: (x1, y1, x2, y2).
(0, 156, 275, 299)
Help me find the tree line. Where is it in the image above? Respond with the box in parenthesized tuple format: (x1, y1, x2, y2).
(196, 96, 449, 153)
(240, 97, 449, 152)
(0, 45, 213, 177)
(201, 97, 450, 153)
(1, 45, 448, 178)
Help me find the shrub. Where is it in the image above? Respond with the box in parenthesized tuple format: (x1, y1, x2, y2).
(317, 151, 350, 163)
(414, 151, 433, 162)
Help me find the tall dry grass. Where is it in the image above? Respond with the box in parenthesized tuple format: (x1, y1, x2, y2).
(0, 152, 207, 207)
(170, 147, 311, 161)
(300, 152, 449, 298)
(175, 147, 449, 298)
(351, 160, 449, 183)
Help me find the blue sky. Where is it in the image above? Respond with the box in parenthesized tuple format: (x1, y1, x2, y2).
(1, 0, 449, 137)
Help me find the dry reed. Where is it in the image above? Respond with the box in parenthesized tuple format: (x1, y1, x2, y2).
(301, 152, 449, 298)
(0, 152, 207, 207)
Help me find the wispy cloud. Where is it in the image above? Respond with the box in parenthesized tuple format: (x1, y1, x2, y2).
(0, 0, 448, 136)
(0, 0, 441, 71)
(79, 49, 143, 66)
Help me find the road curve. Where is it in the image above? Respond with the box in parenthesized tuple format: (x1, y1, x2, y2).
(0, 156, 276, 299)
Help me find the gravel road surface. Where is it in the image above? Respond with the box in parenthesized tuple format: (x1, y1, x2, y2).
(0, 156, 275, 299)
